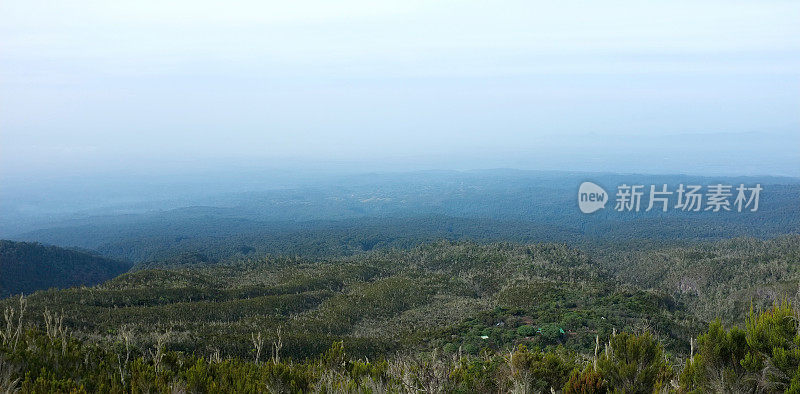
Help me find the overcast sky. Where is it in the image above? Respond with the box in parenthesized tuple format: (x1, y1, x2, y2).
(1, 0, 799, 177)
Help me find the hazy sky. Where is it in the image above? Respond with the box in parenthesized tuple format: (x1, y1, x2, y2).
(1, 0, 799, 177)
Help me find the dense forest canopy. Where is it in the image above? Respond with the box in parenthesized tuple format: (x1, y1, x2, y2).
(0, 240, 131, 298)
(7, 171, 799, 264)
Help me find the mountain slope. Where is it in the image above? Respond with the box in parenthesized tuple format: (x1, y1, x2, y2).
(10, 172, 800, 263)
(594, 235, 800, 324)
(3, 241, 697, 360)
(0, 240, 132, 297)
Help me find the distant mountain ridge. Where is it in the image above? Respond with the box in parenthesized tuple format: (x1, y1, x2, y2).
(0, 240, 132, 298)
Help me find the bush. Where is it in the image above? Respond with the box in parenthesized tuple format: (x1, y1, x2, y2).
(517, 325, 536, 337)
(597, 332, 672, 392)
(510, 345, 575, 391)
(563, 365, 608, 394)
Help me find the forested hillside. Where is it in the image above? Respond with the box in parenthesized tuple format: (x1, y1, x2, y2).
(10, 172, 799, 264)
(1, 239, 799, 392)
(594, 235, 800, 324)
(0, 240, 132, 298)
(2, 242, 697, 359)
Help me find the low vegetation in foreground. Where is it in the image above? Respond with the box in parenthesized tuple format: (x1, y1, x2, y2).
(3, 298, 800, 393)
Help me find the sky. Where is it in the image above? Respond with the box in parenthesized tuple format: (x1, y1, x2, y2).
(1, 0, 799, 179)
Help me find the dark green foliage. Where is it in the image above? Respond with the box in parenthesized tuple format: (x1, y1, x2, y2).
(678, 320, 750, 392)
(679, 301, 800, 393)
(517, 325, 536, 337)
(449, 356, 502, 393)
(0, 240, 132, 298)
(509, 345, 576, 391)
(597, 332, 672, 393)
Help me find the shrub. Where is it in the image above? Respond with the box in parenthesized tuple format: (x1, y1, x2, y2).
(597, 332, 672, 393)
